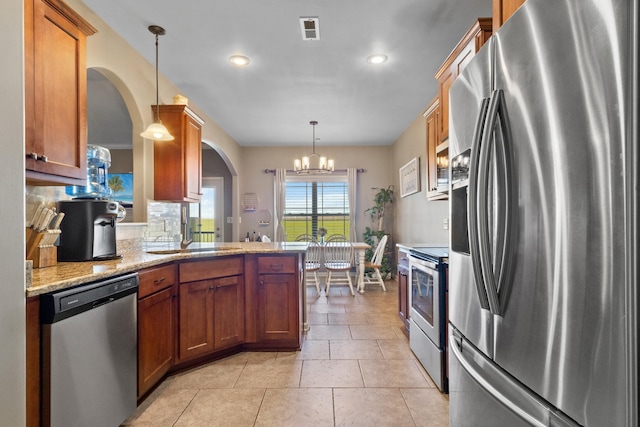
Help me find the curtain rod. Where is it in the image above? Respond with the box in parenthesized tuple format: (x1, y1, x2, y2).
(263, 168, 366, 174)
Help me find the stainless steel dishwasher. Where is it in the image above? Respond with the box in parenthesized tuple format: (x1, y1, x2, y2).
(41, 272, 139, 427)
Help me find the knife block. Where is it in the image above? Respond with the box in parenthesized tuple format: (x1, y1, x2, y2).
(25, 228, 60, 268)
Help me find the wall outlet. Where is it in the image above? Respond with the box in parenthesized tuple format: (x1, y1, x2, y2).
(227, 217, 233, 223)
(443, 218, 449, 230)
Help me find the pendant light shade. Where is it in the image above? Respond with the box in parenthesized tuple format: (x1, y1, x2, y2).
(140, 122, 174, 141)
(140, 25, 174, 141)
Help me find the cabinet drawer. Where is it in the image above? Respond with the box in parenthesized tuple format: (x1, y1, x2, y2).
(258, 256, 296, 274)
(179, 256, 244, 283)
(138, 264, 177, 299)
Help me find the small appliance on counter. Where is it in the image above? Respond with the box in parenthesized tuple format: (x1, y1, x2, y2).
(57, 200, 122, 261)
(65, 144, 112, 199)
(58, 145, 122, 261)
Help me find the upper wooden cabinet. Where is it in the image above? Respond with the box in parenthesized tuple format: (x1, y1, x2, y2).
(493, 0, 526, 31)
(25, 0, 96, 186)
(425, 96, 449, 200)
(152, 104, 204, 202)
(435, 18, 492, 145)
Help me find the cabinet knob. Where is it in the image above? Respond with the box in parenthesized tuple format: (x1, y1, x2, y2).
(259, 280, 264, 286)
(38, 154, 48, 162)
(28, 152, 38, 160)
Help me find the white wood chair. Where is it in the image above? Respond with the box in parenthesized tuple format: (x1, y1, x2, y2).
(304, 241, 323, 294)
(361, 235, 388, 293)
(324, 240, 355, 296)
(295, 233, 317, 243)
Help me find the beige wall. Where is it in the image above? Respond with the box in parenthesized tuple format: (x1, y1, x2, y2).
(66, 0, 243, 232)
(391, 111, 450, 246)
(239, 145, 393, 242)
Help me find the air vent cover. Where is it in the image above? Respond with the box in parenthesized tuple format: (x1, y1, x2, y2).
(300, 17, 320, 40)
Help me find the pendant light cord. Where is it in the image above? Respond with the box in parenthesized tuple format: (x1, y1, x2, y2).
(154, 31, 160, 123)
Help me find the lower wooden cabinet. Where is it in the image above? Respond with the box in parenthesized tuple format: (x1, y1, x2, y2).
(178, 274, 244, 362)
(257, 273, 298, 342)
(137, 264, 176, 398)
(177, 256, 244, 363)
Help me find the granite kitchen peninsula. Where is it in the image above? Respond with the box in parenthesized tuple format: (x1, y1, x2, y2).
(26, 241, 308, 425)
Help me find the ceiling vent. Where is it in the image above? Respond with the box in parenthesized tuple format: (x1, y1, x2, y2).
(300, 17, 320, 40)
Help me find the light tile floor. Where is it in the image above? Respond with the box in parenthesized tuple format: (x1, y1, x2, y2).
(122, 279, 450, 426)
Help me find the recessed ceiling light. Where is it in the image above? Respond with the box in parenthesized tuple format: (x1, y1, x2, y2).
(229, 55, 250, 66)
(366, 54, 388, 64)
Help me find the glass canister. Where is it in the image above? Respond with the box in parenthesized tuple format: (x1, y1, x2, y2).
(65, 145, 112, 199)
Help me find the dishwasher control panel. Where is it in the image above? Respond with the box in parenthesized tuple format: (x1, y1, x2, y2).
(41, 272, 139, 324)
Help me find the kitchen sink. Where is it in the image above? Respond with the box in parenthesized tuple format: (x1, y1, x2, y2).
(146, 247, 240, 255)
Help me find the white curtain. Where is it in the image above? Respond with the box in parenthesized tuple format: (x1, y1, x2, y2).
(348, 168, 357, 242)
(274, 168, 287, 241)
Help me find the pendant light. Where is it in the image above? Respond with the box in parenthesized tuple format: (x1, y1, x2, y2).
(294, 121, 334, 174)
(140, 25, 174, 141)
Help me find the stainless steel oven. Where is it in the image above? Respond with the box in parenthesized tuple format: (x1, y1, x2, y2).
(408, 247, 448, 392)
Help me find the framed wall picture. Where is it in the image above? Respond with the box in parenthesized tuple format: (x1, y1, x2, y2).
(399, 157, 420, 197)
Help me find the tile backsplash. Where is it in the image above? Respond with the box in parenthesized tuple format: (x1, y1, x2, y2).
(25, 186, 182, 244)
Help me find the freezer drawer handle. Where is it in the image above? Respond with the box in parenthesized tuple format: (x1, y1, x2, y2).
(450, 333, 551, 427)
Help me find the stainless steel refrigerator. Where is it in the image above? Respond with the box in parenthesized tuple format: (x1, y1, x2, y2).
(448, 0, 638, 425)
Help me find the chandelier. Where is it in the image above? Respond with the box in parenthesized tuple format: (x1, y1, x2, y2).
(294, 121, 334, 174)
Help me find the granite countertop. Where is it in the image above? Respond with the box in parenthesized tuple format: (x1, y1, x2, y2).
(27, 241, 308, 297)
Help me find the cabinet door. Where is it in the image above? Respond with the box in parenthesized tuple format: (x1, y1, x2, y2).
(398, 266, 409, 330)
(25, 0, 95, 185)
(212, 275, 244, 349)
(153, 105, 204, 202)
(184, 114, 202, 201)
(138, 286, 174, 397)
(257, 274, 298, 342)
(425, 97, 440, 194)
(178, 280, 214, 361)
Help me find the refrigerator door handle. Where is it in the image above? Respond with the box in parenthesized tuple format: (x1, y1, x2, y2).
(478, 89, 516, 316)
(450, 331, 551, 427)
(477, 93, 501, 315)
(491, 89, 516, 312)
(468, 97, 491, 310)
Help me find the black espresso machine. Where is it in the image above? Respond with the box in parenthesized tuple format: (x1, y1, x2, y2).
(57, 145, 123, 261)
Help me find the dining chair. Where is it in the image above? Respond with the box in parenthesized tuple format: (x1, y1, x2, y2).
(325, 234, 348, 243)
(361, 235, 388, 292)
(295, 233, 317, 243)
(324, 239, 355, 296)
(304, 241, 323, 294)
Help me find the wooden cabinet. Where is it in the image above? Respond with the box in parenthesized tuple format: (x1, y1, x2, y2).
(397, 248, 410, 331)
(244, 254, 302, 348)
(26, 297, 41, 427)
(424, 96, 448, 200)
(435, 18, 492, 144)
(177, 257, 244, 363)
(153, 105, 204, 202)
(432, 18, 492, 199)
(137, 263, 177, 398)
(493, 0, 526, 31)
(24, 0, 96, 185)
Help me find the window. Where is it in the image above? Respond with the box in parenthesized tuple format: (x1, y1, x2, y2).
(283, 176, 350, 241)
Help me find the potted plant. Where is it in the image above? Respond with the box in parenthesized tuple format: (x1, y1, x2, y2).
(363, 185, 394, 279)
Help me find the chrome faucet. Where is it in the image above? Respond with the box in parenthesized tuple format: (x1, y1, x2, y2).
(180, 206, 193, 249)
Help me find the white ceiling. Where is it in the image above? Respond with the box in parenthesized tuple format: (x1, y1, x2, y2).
(83, 0, 492, 148)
